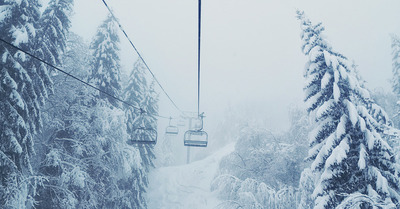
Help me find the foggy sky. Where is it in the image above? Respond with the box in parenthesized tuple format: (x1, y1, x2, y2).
(61, 0, 400, 132)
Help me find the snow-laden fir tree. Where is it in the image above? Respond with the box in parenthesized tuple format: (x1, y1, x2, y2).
(87, 14, 153, 208)
(89, 14, 121, 108)
(36, 33, 146, 208)
(88, 16, 144, 207)
(390, 35, 400, 130)
(350, 55, 400, 165)
(0, 1, 48, 207)
(38, 0, 73, 67)
(140, 80, 158, 170)
(34, 33, 93, 209)
(28, 0, 74, 102)
(297, 11, 400, 208)
(125, 60, 157, 169)
(125, 60, 148, 132)
(386, 35, 400, 163)
(124, 59, 158, 208)
(392, 35, 400, 98)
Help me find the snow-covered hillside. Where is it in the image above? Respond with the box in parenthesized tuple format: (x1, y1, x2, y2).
(146, 143, 235, 209)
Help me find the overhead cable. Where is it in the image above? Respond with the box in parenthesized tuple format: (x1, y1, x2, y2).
(0, 38, 170, 119)
(101, 0, 185, 116)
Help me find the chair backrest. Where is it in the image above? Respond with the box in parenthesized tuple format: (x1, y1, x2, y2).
(165, 126, 179, 135)
(127, 127, 157, 145)
(184, 130, 208, 147)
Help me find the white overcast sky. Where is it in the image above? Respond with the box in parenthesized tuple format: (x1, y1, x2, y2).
(49, 0, 400, 132)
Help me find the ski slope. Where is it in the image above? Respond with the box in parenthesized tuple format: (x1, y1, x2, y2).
(146, 143, 235, 209)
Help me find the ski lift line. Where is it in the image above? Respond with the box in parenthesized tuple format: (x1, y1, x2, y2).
(0, 38, 174, 120)
(197, 0, 201, 117)
(100, 0, 186, 117)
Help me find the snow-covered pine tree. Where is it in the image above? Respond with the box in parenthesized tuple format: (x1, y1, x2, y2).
(391, 35, 400, 130)
(124, 59, 157, 166)
(350, 64, 400, 163)
(36, 32, 146, 209)
(85, 14, 153, 208)
(34, 33, 94, 209)
(38, 0, 73, 67)
(124, 59, 158, 208)
(89, 14, 121, 108)
(386, 35, 400, 162)
(28, 0, 74, 103)
(0, 1, 48, 207)
(125, 60, 148, 137)
(140, 80, 158, 170)
(392, 35, 400, 98)
(30, 1, 75, 207)
(297, 11, 400, 208)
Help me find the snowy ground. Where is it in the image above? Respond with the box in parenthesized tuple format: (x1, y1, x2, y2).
(146, 143, 235, 209)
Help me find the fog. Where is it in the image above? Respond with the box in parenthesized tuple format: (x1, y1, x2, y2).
(62, 0, 400, 134)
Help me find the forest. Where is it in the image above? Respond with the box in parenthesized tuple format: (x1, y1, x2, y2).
(1, 0, 400, 209)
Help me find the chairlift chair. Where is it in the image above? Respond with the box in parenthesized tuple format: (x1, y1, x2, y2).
(165, 117, 179, 136)
(165, 126, 179, 135)
(126, 108, 158, 145)
(184, 130, 208, 147)
(184, 113, 208, 147)
(127, 127, 158, 145)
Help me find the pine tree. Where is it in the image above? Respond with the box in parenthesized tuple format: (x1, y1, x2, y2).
(297, 11, 400, 208)
(390, 35, 400, 131)
(89, 14, 121, 108)
(125, 60, 148, 139)
(0, 1, 47, 207)
(36, 32, 147, 208)
(34, 33, 94, 209)
(140, 81, 158, 170)
(28, 0, 74, 102)
(392, 35, 400, 97)
(125, 60, 157, 170)
(38, 0, 73, 67)
(124, 59, 158, 208)
(386, 35, 400, 164)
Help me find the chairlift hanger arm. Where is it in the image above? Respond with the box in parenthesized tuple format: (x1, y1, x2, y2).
(197, 0, 202, 117)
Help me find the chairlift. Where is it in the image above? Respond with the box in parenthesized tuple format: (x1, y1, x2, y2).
(184, 130, 208, 147)
(165, 117, 179, 136)
(126, 108, 158, 145)
(184, 113, 208, 147)
(165, 126, 179, 135)
(127, 127, 158, 145)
